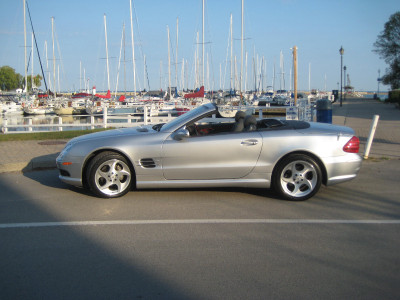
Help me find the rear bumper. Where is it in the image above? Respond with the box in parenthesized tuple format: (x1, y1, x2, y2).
(324, 154, 362, 186)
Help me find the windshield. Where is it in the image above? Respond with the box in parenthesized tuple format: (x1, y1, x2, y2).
(160, 104, 215, 132)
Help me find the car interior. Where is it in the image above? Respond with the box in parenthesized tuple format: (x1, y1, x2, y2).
(186, 110, 296, 137)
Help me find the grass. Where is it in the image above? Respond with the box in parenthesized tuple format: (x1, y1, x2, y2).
(0, 128, 112, 142)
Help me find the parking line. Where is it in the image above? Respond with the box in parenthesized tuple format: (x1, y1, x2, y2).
(1, 219, 400, 229)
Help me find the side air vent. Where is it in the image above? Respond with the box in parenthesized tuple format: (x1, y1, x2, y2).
(140, 158, 156, 168)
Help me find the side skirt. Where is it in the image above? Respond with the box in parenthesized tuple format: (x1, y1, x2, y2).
(136, 178, 270, 189)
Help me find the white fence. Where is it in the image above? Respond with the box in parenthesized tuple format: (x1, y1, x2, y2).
(1, 107, 176, 134)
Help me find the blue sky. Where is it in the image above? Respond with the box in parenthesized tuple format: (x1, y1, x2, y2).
(0, 0, 398, 93)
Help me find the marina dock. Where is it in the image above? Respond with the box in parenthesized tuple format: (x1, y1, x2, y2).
(0, 97, 399, 173)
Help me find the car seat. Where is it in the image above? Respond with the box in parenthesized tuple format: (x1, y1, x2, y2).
(232, 111, 246, 132)
(244, 115, 257, 131)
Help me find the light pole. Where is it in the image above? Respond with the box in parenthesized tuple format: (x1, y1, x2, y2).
(343, 65, 347, 100)
(377, 69, 381, 97)
(339, 46, 344, 107)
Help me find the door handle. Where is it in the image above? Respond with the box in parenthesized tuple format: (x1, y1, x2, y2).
(241, 139, 258, 146)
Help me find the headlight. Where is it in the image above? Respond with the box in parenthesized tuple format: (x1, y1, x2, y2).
(57, 142, 74, 162)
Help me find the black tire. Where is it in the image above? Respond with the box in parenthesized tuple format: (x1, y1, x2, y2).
(272, 154, 322, 201)
(86, 151, 133, 198)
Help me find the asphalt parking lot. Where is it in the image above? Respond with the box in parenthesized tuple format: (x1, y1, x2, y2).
(0, 158, 399, 299)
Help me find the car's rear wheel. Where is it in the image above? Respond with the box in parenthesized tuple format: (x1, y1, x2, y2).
(273, 154, 322, 201)
(86, 151, 132, 198)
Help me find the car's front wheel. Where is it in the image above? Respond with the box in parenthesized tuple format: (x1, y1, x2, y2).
(273, 154, 322, 201)
(86, 151, 133, 198)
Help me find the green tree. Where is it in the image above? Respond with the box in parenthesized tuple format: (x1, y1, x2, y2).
(0, 66, 23, 91)
(26, 74, 43, 91)
(373, 11, 400, 90)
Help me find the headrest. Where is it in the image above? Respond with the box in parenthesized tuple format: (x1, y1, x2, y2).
(244, 115, 257, 127)
(234, 110, 246, 121)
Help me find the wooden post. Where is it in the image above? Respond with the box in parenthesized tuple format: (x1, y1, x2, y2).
(293, 46, 298, 106)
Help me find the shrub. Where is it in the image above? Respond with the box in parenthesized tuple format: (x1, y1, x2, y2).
(388, 90, 400, 104)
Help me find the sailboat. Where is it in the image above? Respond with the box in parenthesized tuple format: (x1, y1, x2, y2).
(21, 2, 54, 115)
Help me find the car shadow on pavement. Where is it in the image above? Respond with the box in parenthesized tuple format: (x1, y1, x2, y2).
(23, 167, 284, 201)
(23, 168, 97, 197)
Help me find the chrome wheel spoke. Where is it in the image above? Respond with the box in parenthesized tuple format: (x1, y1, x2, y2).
(94, 159, 131, 196)
(99, 179, 115, 191)
(280, 160, 318, 198)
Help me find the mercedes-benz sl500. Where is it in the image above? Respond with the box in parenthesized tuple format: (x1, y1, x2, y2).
(56, 103, 362, 201)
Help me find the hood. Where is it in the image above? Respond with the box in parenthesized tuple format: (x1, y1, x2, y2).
(69, 125, 157, 144)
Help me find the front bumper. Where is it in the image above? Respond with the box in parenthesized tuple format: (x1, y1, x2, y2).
(56, 153, 84, 187)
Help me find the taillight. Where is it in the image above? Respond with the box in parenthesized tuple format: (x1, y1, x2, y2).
(343, 136, 360, 153)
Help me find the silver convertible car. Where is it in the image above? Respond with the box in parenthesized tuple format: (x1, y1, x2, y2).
(56, 103, 362, 201)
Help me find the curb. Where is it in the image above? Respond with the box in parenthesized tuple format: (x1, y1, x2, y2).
(0, 154, 59, 173)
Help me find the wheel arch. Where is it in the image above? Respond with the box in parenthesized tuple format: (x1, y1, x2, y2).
(272, 151, 328, 186)
(82, 148, 137, 189)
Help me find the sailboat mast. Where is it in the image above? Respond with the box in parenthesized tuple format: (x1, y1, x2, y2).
(115, 23, 125, 97)
(230, 14, 233, 92)
(196, 32, 199, 88)
(31, 32, 34, 90)
(80, 61, 82, 91)
(143, 54, 146, 91)
(167, 25, 171, 99)
(182, 58, 185, 91)
(175, 17, 179, 91)
(104, 14, 110, 91)
(202, 0, 205, 89)
(280, 50, 286, 90)
(159, 60, 162, 91)
(51, 17, 56, 95)
(240, 0, 244, 96)
(23, 0, 28, 98)
(45, 40, 51, 91)
(129, 0, 136, 97)
(123, 23, 127, 94)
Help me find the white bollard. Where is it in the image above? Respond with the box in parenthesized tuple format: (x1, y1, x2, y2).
(144, 106, 148, 125)
(58, 117, 63, 132)
(103, 106, 108, 128)
(91, 115, 95, 130)
(363, 115, 380, 159)
(2, 119, 8, 134)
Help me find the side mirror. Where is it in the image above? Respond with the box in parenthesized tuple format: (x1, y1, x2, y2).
(172, 128, 190, 141)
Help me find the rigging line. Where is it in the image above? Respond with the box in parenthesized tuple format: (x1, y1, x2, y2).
(54, 27, 70, 92)
(223, 17, 231, 91)
(26, 50, 32, 76)
(26, 0, 48, 91)
(132, 1, 151, 91)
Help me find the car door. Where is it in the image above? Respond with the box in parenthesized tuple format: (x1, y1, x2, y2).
(161, 130, 263, 180)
